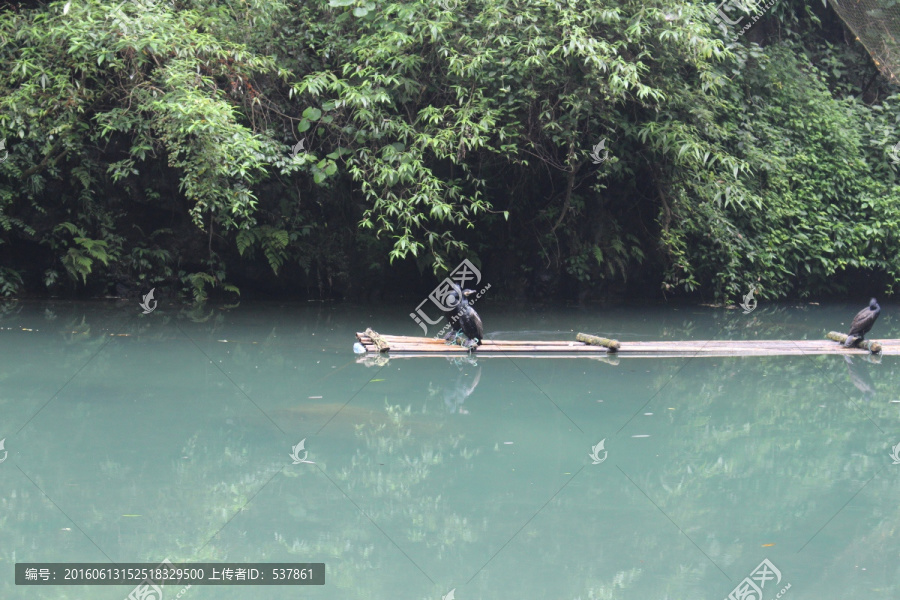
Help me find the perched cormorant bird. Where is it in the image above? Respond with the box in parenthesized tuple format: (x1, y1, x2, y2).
(444, 282, 483, 348)
(442, 288, 463, 341)
(844, 298, 881, 347)
(458, 288, 484, 346)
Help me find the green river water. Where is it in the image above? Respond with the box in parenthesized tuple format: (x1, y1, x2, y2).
(0, 299, 898, 599)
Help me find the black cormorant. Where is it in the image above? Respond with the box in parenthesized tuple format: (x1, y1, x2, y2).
(445, 283, 483, 348)
(458, 288, 484, 347)
(844, 298, 881, 347)
(442, 288, 463, 341)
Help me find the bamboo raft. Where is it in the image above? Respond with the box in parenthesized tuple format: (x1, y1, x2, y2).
(356, 329, 900, 358)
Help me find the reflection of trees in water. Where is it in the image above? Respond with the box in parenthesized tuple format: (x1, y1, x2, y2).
(339, 402, 478, 546)
(623, 354, 900, 597)
(289, 359, 663, 599)
(0, 306, 289, 584)
(271, 359, 489, 595)
(4, 307, 900, 598)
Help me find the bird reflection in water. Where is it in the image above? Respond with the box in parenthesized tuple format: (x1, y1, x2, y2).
(442, 356, 482, 415)
(843, 354, 878, 402)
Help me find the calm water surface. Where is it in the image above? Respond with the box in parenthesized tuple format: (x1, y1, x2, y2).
(0, 299, 898, 599)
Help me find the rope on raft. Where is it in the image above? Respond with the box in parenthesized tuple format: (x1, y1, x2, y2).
(364, 327, 390, 352)
(445, 331, 478, 351)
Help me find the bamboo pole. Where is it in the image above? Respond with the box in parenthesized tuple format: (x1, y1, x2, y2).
(357, 330, 899, 355)
(378, 344, 607, 353)
(379, 335, 580, 346)
(576, 332, 620, 351)
(364, 353, 622, 364)
(826, 331, 882, 354)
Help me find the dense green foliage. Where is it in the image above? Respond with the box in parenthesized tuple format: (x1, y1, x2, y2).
(0, 0, 898, 301)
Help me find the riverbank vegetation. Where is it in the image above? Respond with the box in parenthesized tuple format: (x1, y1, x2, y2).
(1, 0, 898, 302)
